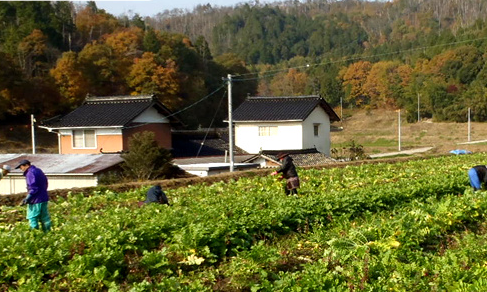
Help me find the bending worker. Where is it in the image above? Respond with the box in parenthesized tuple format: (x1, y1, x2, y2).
(272, 152, 300, 195)
(468, 165, 487, 191)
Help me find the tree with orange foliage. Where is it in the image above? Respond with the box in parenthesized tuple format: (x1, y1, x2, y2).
(270, 68, 308, 96)
(363, 61, 413, 109)
(77, 42, 128, 96)
(127, 52, 180, 108)
(338, 61, 372, 107)
(17, 29, 48, 78)
(50, 51, 88, 107)
(104, 27, 144, 59)
(75, 3, 118, 45)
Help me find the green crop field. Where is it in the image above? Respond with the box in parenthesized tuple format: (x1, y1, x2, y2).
(1, 154, 487, 291)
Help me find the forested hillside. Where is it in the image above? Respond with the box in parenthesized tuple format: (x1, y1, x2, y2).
(1, 0, 487, 128)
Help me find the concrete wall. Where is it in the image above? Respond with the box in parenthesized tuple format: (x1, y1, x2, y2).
(0, 174, 98, 195)
(302, 107, 332, 155)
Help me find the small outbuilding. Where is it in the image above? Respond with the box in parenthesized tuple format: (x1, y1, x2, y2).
(0, 154, 123, 195)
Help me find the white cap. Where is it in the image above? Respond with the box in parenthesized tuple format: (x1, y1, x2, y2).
(3, 165, 11, 171)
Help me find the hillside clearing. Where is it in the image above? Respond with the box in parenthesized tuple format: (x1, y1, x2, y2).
(332, 109, 487, 156)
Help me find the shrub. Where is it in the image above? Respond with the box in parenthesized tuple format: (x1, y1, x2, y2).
(121, 131, 174, 180)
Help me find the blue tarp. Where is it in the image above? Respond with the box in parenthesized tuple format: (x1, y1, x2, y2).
(449, 149, 472, 155)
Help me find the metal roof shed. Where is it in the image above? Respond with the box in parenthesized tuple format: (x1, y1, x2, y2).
(0, 154, 123, 195)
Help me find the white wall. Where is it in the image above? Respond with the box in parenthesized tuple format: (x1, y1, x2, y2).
(0, 175, 98, 195)
(302, 107, 332, 155)
(235, 122, 303, 154)
(133, 107, 170, 123)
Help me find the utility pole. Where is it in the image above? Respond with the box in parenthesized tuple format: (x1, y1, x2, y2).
(31, 114, 36, 154)
(417, 93, 421, 122)
(398, 109, 401, 152)
(227, 74, 234, 172)
(468, 107, 471, 142)
(340, 95, 343, 125)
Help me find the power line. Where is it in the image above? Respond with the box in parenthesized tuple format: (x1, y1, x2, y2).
(123, 83, 226, 130)
(231, 36, 487, 82)
(196, 88, 227, 158)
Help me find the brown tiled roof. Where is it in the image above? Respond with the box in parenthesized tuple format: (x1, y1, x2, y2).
(232, 95, 340, 122)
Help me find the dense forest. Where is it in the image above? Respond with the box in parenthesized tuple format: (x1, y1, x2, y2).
(2, 0, 487, 127)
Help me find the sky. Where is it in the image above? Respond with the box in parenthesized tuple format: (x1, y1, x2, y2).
(89, 0, 269, 17)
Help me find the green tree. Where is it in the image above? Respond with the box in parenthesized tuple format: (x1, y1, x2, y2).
(143, 27, 161, 53)
(121, 131, 174, 181)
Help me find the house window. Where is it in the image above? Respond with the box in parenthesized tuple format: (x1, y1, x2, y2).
(258, 126, 278, 136)
(73, 130, 96, 148)
(313, 124, 320, 137)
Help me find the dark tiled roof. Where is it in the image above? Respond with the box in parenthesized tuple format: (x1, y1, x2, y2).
(42, 95, 178, 128)
(258, 149, 337, 167)
(171, 130, 247, 158)
(232, 95, 340, 122)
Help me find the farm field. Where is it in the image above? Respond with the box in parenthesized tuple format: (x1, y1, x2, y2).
(1, 153, 487, 291)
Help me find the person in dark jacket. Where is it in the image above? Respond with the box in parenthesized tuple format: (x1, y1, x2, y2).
(271, 152, 300, 195)
(141, 184, 170, 206)
(468, 165, 487, 191)
(16, 159, 52, 232)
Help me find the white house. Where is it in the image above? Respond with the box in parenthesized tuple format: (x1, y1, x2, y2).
(231, 96, 340, 155)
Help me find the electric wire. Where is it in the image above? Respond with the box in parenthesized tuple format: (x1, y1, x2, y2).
(230, 36, 487, 82)
(195, 88, 227, 158)
(122, 83, 226, 130)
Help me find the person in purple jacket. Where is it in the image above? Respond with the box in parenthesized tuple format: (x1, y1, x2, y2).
(16, 159, 52, 232)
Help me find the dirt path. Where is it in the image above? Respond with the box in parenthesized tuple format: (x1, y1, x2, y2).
(369, 146, 434, 158)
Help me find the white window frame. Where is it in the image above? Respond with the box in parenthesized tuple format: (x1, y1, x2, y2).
(72, 129, 97, 149)
(258, 126, 278, 136)
(313, 123, 320, 137)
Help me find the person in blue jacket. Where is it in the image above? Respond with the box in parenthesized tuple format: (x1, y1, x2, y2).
(16, 159, 52, 232)
(468, 165, 487, 191)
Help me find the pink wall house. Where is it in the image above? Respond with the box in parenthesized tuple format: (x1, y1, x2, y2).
(40, 95, 180, 154)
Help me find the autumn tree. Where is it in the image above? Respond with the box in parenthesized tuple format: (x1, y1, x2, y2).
(77, 42, 127, 96)
(17, 29, 49, 78)
(338, 61, 372, 107)
(126, 52, 180, 107)
(362, 61, 412, 109)
(50, 51, 88, 107)
(75, 2, 118, 45)
(270, 68, 308, 96)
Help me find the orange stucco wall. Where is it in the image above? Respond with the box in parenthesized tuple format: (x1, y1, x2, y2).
(59, 124, 171, 154)
(122, 123, 172, 150)
(60, 134, 123, 154)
